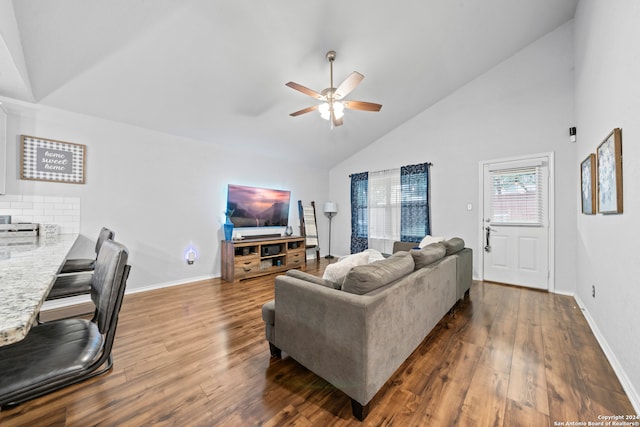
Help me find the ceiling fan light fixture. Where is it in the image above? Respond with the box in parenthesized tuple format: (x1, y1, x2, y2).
(319, 101, 344, 120)
(333, 101, 344, 118)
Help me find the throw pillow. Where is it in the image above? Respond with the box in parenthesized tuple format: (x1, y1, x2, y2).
(342, 251, 415, 295)
(411, 243, 446, 269)
(418, 235, 445, 248)
(363, 248, 386, 263)
(441, 237, 465, 255)
(286, 269, 342, 289)
(322, 251, 370, 285)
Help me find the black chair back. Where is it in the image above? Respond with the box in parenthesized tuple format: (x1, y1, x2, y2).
(91, 240, 128, 334)
(95, 227, 115, 256)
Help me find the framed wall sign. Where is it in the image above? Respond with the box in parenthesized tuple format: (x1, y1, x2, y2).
(580, 153, 596, 214)
(20, 135, 86, 184)
(597, 128, 623, 214)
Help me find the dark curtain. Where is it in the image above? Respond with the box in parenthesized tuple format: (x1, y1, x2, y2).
(400, 162, 430, 242)
(350, 172, 369, 254)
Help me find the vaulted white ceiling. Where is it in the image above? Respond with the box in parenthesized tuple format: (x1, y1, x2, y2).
(0, 0, 577, 168)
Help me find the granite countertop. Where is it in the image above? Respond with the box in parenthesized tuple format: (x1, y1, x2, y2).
(0, 233, 78, 346)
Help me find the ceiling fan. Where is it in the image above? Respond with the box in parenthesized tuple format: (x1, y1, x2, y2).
(286, 50, 382, 128)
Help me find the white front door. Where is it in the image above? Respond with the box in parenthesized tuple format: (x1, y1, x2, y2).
(481, 154, 552, 290)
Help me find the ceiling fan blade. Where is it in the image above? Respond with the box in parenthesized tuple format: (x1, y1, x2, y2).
(290, 105, 319, 116)
(334, 72, 364, 99)
(285, 82, 324, 100)
(331, 110, 343, 127)
(343, 100, 383, 112)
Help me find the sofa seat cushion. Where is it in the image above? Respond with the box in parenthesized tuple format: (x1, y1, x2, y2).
(287, 269, 341, 290)
(442, 237, 465, 255)
(410, 243, 446, 269)
(342, 251, 414, 295)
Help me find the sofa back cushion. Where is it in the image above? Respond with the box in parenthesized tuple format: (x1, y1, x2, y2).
(410, 243, 446, 270)
(392, 241, 418, 253)
(441, 237, 465, 255)
(342, 251, 414, 295)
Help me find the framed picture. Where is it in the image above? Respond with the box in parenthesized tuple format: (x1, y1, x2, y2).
(20, 135, 86, 184)
(580, 154, 596, 214)
(597, 128, 623, 214)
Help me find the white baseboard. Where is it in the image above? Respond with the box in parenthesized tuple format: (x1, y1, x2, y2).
(41, 273, 220, 313)
(39, 301, 94, 322)
(574, 295, 640, 414)
(124, 274, 218, 295)
(551, 288, 575, 297)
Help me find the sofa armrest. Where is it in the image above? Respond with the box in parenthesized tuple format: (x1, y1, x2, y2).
(453, 248, 472, 300)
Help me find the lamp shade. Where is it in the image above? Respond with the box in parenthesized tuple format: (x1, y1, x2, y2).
(324, 202, 338, 214)
(318, 102, 344, 120)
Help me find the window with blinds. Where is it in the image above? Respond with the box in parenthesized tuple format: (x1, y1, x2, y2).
(489, 166, 543, 226)
(368, 169, 401, 241)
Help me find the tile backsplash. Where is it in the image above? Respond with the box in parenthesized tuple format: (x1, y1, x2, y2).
(0, 194, 80, 234)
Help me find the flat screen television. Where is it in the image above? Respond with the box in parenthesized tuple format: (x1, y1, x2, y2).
(226, 184, 291, 227)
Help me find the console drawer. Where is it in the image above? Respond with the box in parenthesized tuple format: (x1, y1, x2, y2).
(234, 258, 261, 278)
(287, 251, 305, 267)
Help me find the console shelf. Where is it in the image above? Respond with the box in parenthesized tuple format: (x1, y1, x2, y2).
(221, 236, 306, 283)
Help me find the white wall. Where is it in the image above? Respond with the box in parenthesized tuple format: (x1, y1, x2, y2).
(574, 0, 640, 410)
(329, 21, 577, 293)
(1, 102, 330, 292)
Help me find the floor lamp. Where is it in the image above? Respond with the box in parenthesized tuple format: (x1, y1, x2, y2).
(323, 202, 337, 259)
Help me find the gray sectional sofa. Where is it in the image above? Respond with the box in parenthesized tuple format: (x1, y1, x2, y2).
(261, 238, 472, 420)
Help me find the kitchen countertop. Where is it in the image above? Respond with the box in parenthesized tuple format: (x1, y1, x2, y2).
(0, 233, 78, 346)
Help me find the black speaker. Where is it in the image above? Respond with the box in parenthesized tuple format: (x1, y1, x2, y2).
(261, 244, 281, 256)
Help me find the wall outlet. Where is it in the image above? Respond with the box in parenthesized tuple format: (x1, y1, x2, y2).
(592, 285, 596, 298)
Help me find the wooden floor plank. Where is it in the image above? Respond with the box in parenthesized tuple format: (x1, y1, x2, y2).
(503, 398, 550, 427)
(0, 261, 635, 426)
(507, 290, 550, 416)
(458, 365, 510, 427)
(478, 283, 519, 374)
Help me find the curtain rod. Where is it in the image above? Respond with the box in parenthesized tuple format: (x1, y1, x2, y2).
(349, 162, 432, 177)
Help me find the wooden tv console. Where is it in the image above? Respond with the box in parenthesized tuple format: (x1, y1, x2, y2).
(221, 236, 306, 283)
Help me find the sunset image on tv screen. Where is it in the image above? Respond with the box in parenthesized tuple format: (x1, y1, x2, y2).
(227, 184, 290, 227)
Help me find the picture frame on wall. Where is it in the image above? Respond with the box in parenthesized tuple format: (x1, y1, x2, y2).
(596, 128, 623, 214)
(580, 153, 596, 214)
(20, 135, 86, 184)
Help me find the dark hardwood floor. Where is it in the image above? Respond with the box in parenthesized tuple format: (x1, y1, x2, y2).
(1, 259, 635, 426)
